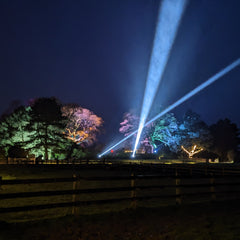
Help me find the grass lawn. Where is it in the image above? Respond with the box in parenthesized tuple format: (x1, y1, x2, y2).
(1, 200, 240, 240)
(1, 165, 240, 239)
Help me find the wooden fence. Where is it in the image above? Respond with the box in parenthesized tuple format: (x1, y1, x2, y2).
(1, 170, 240, 215)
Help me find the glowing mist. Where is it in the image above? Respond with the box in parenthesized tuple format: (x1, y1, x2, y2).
(99, 58, 240, 157)
(133, 0, 188, 157)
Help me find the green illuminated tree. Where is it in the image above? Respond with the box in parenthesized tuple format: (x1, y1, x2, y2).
(0, 106, 31, 156)
(0, 97, 104, 160)
(150, 113, 181, 152)
(25, 97, 68, 160)
(150, 111, 212, 157)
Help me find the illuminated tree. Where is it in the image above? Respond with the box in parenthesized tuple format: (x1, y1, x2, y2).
(62, 104, 103, 146)
(119, 112, 139, 137)
(0, 106, 31, 155)
(0, 114, 15, 152)
(150, 111, 212, 156)
(119, 111, 154, 153)
(181, 145, 203, 158)
(25, 97, 68, 160)
(0, 98, 104, 160)
(180, 110, 212, 152)
(150, 113, 181, 152)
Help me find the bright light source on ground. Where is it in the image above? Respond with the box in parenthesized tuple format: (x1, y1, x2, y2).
(98, 58, 240, 157)
(132, 0, 188, 156)
(98, 133, 137, 157)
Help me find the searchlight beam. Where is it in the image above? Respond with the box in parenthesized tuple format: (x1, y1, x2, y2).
(99, 58, 240, 158)
(132, 0, 188, 157)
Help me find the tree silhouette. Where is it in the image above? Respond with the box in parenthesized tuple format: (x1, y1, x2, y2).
(210, 119, 239, 162)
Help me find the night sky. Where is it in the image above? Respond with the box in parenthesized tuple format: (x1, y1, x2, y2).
(1, 0, 240, 144)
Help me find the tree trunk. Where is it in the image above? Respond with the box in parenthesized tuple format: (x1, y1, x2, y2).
(44, 145, 48, 161)
(44, 125, 48, 160)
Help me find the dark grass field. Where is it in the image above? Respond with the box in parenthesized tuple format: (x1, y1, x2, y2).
(1, 200, 240, 240)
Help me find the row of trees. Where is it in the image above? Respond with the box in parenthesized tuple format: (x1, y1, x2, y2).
(0, 97, 103, 160)
(0, 97, 239, 162)
(119, 110, 240, 162)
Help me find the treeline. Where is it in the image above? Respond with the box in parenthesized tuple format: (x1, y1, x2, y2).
(119, 110, 240, 162)
(0, 97, 103, 160)
(0, 98, 239, 162)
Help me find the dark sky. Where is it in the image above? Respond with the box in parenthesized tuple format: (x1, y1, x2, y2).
(0, 0, 240, 144)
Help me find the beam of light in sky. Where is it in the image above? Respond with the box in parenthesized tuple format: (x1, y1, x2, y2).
(132, 0, 188, 157)
(98, 58, 240, 158)
(145, 58, 240, 126)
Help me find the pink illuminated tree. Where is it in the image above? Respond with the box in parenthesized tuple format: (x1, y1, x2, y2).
(119, 112, 139, 137)
(119, 111, 154, 153)
(62, 104, 103, 146)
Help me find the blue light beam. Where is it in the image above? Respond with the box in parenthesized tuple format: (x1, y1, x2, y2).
(98, 58, 240, 158)
(132, 0, 188, 157)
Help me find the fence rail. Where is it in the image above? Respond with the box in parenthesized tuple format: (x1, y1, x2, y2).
(1, 171, 240, 215)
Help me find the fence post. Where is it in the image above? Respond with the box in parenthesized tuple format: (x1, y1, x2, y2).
(210, 176, 216, 201)
(175, 169, 181, 205)
(205, 166, 208, 176)
(189, 167, 192, 176)
(130, 172, 136, 209)
(72, 174, 77, 215)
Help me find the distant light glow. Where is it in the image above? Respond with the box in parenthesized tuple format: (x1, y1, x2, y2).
(98, 58, 240, 158)
(132, 0, 188, 157)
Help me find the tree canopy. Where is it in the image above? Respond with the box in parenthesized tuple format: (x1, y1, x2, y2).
(0, 97, 104, 160)
(62, 104, 103, 146)
(119, 109, 239, 161)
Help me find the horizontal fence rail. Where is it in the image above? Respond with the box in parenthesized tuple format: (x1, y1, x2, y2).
(2, 182, 240, 200)
(1, 173, 240, 185)
(1, 172, 240, 215)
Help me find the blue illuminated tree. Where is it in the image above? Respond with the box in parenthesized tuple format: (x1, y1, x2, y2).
(150, 110, 212, 157)
(180, 110, 212, 152)
(150, 113, 181, 153)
